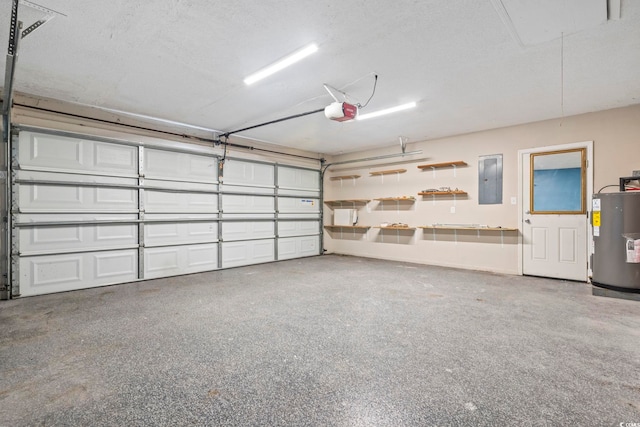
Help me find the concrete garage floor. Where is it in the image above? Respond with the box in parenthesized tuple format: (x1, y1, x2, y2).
(1, 255, 639, 426)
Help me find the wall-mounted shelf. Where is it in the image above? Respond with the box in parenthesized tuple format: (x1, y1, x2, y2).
(330, 175, 361, 181)
(419, 225, 517, 231)
(417, 161, 467, 170)
(375, 197, 416, 202)
(370, 169, 407, 176)
(324, 224, 370, 241)
(324, 225, 370, 229)
(376, 226, 416, 230)
(324, 199, 370, 205)
(419, 225, 517, 247)
(418, 191, 467, 196)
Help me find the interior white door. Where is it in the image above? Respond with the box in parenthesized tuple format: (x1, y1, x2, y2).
(521, 147, 590, 281)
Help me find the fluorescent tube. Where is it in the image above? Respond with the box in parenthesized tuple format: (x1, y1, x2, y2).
(244, 43, 318, 85)
(356, 101, 417, 120)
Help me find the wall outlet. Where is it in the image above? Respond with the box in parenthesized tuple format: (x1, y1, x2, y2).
(632, 170, 640, 177)
(450, 206, 456, 214)
(511, 196, 517, 205)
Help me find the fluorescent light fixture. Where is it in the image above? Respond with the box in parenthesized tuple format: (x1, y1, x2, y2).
(356, 101, 417, 121)
(244, 43, 318, 85)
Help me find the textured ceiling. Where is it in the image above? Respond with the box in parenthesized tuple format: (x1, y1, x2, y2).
(1, 0, 639, 155)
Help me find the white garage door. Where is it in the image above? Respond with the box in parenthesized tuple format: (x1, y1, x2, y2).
(219, 159, 321, 267)
(276, 164, 321, 260)
(9, 128, 320, 297)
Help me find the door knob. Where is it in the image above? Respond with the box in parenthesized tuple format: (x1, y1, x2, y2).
(524, 219, 531, 224)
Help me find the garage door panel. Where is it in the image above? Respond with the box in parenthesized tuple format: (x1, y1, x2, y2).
(277, 166, 320, 197)
(95, 252, 138, 278)
(144, 149, 217, 183)
(144, 222, 218, 246)
(144, 243, 218, 279)
(16, 213, 138, 222)
(30, 255, 81, 286)
(94, 143, 138, 170)
(31, 226, 81, 244)
(278, 188, 320, 198)
(144, 190, 218, 213)
(278, 236, 320, 260)
(96, 187, 137, 204)
(220, 184, 274, 195)
(19, 184, 138, 212)
(279, 213, 320, 220)
(25, 133, 82, 168)
(278, 197, 320, 214)
(15, 170, 138, 186)
(95, 224, 138, 242)
(145, 247, 179, 274)
(187, 245, 218, 268)
(19, 131, 138, 176)
(222, 240, 275, 268)
(223, 213, 275, 221)
(222, 221, 274, 240)
(144, 179, 217, 193)
(31, 184, 81, 204)
(222, 194, 274, 214)
(19, 223, 137, 254)
(144, 213, 218, 221)
(19, 249, 138, 296)
(278, 220, 320, 237)
(223, 160, 274, 186)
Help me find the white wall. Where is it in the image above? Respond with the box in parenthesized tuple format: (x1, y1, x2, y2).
(324, 104, 640, 274)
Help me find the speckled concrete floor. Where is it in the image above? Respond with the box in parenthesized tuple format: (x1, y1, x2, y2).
(1, 255, 639, 426)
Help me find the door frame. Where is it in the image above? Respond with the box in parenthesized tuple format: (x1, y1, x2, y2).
(517, 141, 594, 277)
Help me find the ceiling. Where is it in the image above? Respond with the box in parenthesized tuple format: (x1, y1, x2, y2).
(1, 0, 639, 155)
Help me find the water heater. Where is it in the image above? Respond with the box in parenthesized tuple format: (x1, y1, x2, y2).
(592, 192, 640, 293)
